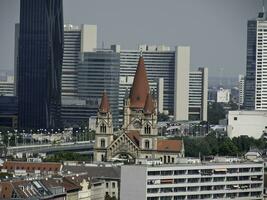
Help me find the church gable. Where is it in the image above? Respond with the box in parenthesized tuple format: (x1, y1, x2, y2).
(107, 132, 140, 160)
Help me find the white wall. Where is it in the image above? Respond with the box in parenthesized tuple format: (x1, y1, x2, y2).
(174, 46, 190, 121)
(120, 165, 147, 200)
(227, 110, 267, 139)
(81, 24, 97, 52)
(158, 78, 164, 113)
(202, 67, 208, 121)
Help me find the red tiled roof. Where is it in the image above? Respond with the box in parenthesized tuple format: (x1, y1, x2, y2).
(2, 161, 62, 173)
(0, 182, 13, 199)
(99, 91, 110, 113)
(126, 130, 140, 147)
(144, 93, 155, 114)
(130, 56, 150, 109)
(157, 139, 183, 152)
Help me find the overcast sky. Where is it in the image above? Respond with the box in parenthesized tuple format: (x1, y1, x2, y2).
(0, 0, 262, 77)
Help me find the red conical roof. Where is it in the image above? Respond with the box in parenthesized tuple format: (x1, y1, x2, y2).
(99, 91, 110, 113)
(130, 56, 150, 108)
(144, 93, 155, 114)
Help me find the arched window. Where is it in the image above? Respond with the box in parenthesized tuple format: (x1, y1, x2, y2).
(144, 124, 151, 134)
(100, 123, 106, 133)
(101, 154, 105, 161)
(145, 140, 150, 149)
(100, 139, 105, 148)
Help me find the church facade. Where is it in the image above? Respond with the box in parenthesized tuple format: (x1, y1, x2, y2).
(94, 56, 184, 164)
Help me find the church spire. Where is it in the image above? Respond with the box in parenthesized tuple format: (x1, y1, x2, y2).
(99, 91, 110, 113)
(129, 56, 150, 108)
(144, 93, 155, 114)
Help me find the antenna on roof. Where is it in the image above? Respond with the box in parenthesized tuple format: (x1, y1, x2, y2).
(140, 48, 143, 57)
(102, 41, 105, 49)
(263, 0, 265, 13)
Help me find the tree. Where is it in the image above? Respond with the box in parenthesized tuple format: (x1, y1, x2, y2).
(218, 137, 238, 156)
(207, 102, 226, 124)
(44, 152, 90, 162)
(158, 113, 169, 121)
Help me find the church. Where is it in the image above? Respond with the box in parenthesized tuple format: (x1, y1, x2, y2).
(94, 56, 184, 164)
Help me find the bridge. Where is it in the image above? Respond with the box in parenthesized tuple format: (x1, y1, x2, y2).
(6, 141, 94, 156)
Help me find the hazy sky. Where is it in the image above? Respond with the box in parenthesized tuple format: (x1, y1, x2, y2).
(0, 0, 262, 77)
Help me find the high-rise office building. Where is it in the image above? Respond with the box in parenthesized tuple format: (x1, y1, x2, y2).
(60, 24, 97, 127)
(174, 46, 190, 121)
(189, 68, 208, 121)
(17, 0, 63, 129)
(77, 50, 120, 125)
(0, 76, 14, 96)
(61, 24, 97, 99)
(244, 11, 267, 110)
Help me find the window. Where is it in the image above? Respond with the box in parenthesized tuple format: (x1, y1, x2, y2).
(101, 139, 105, 148)
(101, 154, 105, 162)
(106, 183, 109, 188)
(145, 140, 150, 149)
(100, 123, 107, 133)
(234, 117, 237, 120)
(144, 124, 151, 134)
(112, 182, 115, 188)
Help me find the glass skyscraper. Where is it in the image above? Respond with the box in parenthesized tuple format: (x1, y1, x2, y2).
(17, 0, 64, 129)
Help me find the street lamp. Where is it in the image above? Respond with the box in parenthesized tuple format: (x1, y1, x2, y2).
(75, 130, 78, 142)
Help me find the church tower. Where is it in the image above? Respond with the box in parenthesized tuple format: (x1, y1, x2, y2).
(123, 56, 158, 154)
(94, 91, 114, 162)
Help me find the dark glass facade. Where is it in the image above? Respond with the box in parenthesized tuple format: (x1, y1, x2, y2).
(0, 96, 18, 128)
(78, 51, 120, 126)
(244, 20, 257, 110)
(18, 0, 63, 129)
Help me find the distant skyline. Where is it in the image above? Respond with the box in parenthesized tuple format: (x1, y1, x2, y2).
(0, 0, 262, 77)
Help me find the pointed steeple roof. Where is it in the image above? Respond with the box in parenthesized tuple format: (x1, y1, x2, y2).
(99, 91, 110, 113)
(130, 56, 150, 108)
(144, 93, 155, 114)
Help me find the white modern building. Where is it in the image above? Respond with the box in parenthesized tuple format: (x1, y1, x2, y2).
(238, 75, 245, 106)
(227, 110, 267, 139)
(0, 75, 14, 96)
(121, 159, 264, 200)
(217, 88, 231, 103)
